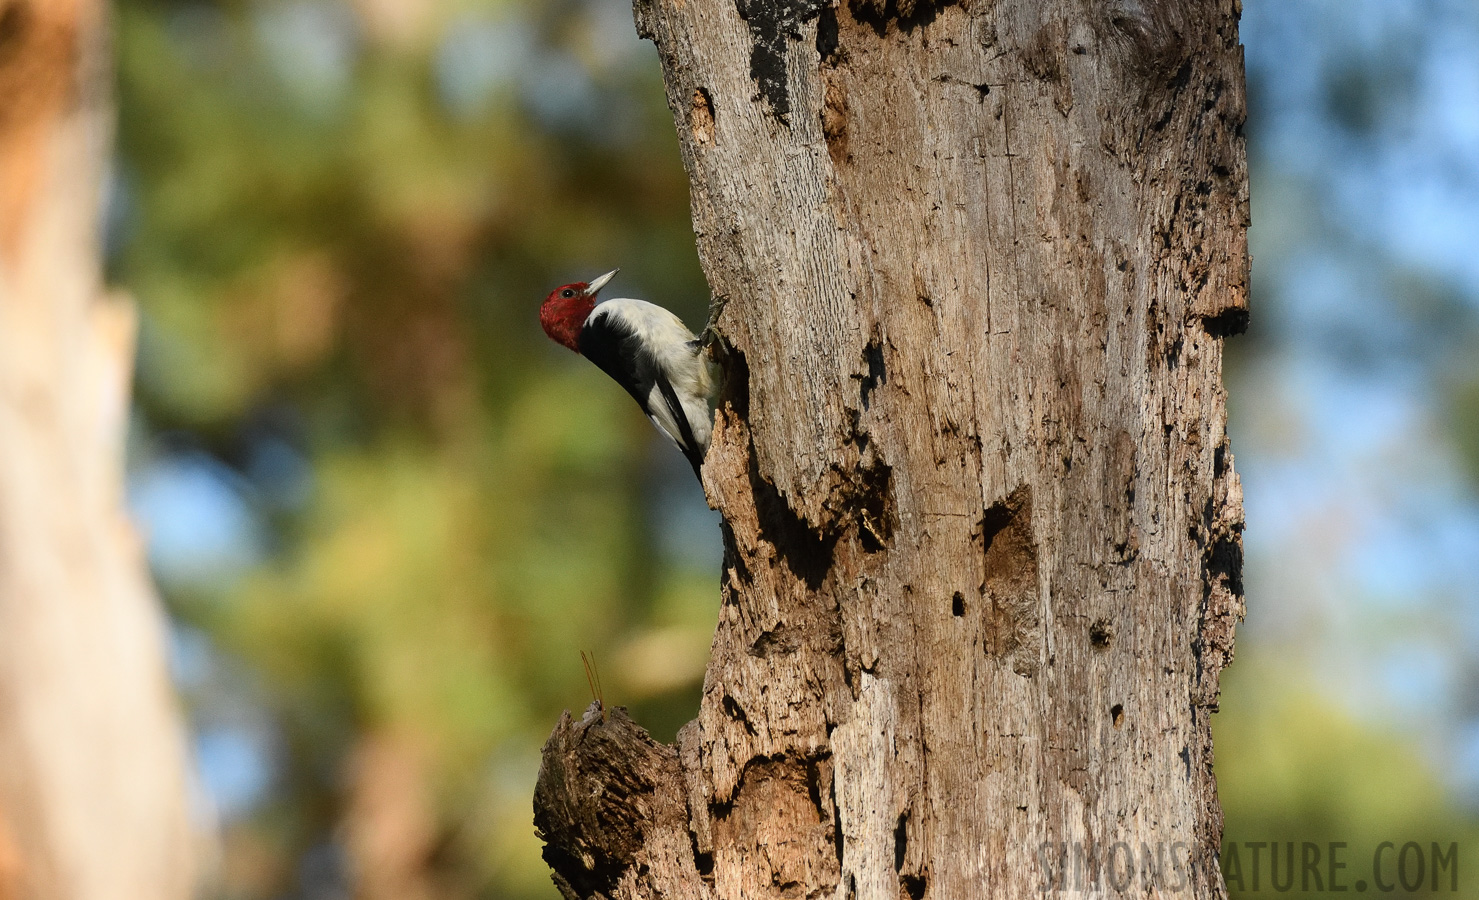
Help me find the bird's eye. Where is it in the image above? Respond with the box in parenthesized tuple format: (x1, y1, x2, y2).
(561, 289, 575, 298)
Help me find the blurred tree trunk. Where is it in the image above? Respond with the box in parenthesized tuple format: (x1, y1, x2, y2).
(535, 0, 1248, 898)
(0, 1, 193, 899)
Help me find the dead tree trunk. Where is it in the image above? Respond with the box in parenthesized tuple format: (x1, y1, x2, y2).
(536, 0, 1248, 897)
(0, 1, 194, 898)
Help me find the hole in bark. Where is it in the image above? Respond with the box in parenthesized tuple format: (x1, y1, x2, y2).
(685, 811, 714, 880)
(1204, 534, 1245, 599)
(903, 874, 927, 898)
(847, 0, 887, 36)
(1199, 306, 1250, 339)
(894, 811, 908, 870)
(723, 694, 756, 735)
(951, 592, 965, 617)
(1111, 704, 1125, 728)
(848, 0, 959, 37)
(978, 492, 1021, 556)
(720, 519, 752, 587)
(1089, 619, 1113, 648)
(846, 406, 870, 450)
(805, 755, 828, 816)
(817, 3, 840, 63)
(690, 87, 715, 145)
(858, 338, 886, 410)
(1164, 334, 1184, 367)
(831, 773, 846, 870)
(1168, 59, 1194, 91)
(853, 460, 895, 553)
(720, 344, 750, 420)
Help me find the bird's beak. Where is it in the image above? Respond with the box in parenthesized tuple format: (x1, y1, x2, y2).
(586, 269, 619, 296)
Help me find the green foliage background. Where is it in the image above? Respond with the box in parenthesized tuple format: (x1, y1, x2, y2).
(112, 0, 1479, 897)
(119, 1, 715, 894)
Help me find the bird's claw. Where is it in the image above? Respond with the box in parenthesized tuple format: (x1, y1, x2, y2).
(701, 292, 730, 349)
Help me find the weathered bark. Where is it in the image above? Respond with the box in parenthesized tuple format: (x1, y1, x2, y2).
(536, 0, 1248, 897)
(0, 1, 194, 898)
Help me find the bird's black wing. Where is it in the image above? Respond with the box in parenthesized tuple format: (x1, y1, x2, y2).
(578, 311, 650, 405)
(579, 312, 704, 477)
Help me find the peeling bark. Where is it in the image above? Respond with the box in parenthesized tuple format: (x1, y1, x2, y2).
(537, 0, 1248, 897)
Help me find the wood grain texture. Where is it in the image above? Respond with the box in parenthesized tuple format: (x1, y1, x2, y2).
(537, 0, 1248, 896)
(0, 1, 194, 898)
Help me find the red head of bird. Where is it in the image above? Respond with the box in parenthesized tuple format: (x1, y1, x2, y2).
(540, 269, 618, 352)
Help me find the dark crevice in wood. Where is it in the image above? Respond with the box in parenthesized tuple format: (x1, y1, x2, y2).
(849, 0, 960, 38)
(721, 518, 753, 587)
(1197, 306, 1250, 338)
(689, 820, 715, 881)
(816, 3, 841, 63)
(804, 754, 832, 830)
(1203, 533, 1244, 600)
(748, 446, 839, 588)
(858, 338, 886, 410)
(977, 486, 1029, 557)
(893, 811, 908, 871)
(723, 693, 758, 735)
(845, 405, 870, 450)
(903, 873, 927, 898)
(848, 459, 895, 553)
(829, 768, 846, 871)
(718, 341, 750, 420)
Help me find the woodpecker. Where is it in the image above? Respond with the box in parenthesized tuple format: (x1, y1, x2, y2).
(540, 270, 717, 477)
